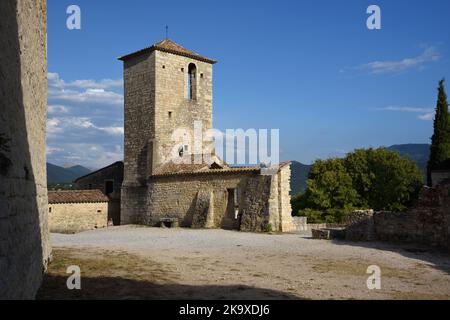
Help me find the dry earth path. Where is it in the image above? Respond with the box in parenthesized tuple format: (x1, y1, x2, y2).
(38, 226, 450, 300)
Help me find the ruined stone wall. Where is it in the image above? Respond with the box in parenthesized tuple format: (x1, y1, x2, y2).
(431, 170, 450, 188)
(240, 175, 272, 232)
(277, 164, 294, 232)
(345, 181, 450, 250)
(49, 202, 108, 233)
(0, 0, 50, 299)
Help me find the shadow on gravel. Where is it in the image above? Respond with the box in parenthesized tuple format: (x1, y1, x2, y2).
(328, 239, 450, 275)
(36, 275, 302, 300)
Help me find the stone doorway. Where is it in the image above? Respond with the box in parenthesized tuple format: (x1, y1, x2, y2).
(221, 189, 240, 230)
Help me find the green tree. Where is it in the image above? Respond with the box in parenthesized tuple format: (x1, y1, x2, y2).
(300, 158, 359, 222)
(427, 79, 450, 185)
(297, 148, 423, 222)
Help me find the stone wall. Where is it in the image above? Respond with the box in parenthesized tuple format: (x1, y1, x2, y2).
(75, 161, 123, 225)
(345, 210, 376, 241)
(0, 0, 50, 299)
(121, 185, 148, 225)
(345, 181, 450, 250)
(291, 217, 308, 231)
(153, 51, 213, 169)
(146, 172, 252, 229)
(122, 52, 155, 186)
(140, 169, 293, 233)
(49, 202, 108, 233)
(431, 170, 450, 188)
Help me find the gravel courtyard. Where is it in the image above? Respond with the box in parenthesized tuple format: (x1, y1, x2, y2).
(39, 226, 450, 300)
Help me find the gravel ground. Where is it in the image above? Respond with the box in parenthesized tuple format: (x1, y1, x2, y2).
(50, 226, 450, 300)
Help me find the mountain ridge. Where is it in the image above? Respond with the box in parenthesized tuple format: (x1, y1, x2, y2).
(290, 143, 430, 195)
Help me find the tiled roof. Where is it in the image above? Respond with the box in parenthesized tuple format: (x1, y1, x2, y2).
(150, 156, 291, 178)
(118, 39, 217, 64)
(48, 190, 109, 204)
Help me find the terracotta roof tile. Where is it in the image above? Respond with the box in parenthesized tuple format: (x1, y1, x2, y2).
(118, 39, 217, 64)
(48, 190, 109, 204)
(150, 156, 291, 177)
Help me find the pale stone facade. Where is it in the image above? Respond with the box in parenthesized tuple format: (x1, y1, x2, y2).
(49, 203, 108, 233)
(48, 190, 109, 233)
(74, 161, 124, 225)
(0, 0, 50, 299)
(119, 39, 294, 232)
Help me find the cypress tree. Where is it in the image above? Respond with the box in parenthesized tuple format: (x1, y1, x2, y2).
(427, 79, 450, 185)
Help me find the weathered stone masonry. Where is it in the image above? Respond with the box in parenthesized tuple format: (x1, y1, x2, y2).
(0, 0, 50, 299)
(346, 180, 450, 250)
(48, 190, 109, 233)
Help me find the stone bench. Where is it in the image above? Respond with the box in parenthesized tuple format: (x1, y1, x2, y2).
(312, 228, 346, 240)
(159, 218, 179, 228)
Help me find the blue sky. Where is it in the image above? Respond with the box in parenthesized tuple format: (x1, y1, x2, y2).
(47, 0, 450, 168)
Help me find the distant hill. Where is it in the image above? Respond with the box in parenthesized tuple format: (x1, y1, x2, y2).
(47, 163, 92, 184)
(290, 144, 431, 196)
(290, 161, 312, 195)
(388, 144, 430, 179)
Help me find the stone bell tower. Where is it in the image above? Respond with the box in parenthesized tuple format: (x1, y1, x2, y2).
(119, 39, 217, 223)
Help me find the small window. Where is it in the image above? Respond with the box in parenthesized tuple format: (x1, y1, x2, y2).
(178, 145, 189, 157)
(162, 65, 165, 69)
(188, 63, 197, 100)
(97, 210, 102, 213)
(181, 68, 184, 72)
(200, 73, 204, 78)
(105, 180, 114, 195)
(49, 207, 52, 213)
(168, 111, 172, 119)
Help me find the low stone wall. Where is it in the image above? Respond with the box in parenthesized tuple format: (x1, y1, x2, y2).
(291, 217, 307, 231)
(345, 181, 450, 250)
(49, 202, 108, 233)
(345, 210, 376, 241)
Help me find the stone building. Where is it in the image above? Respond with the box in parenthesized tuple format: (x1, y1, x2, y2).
(119, 39, 294, 232)
(0, 0, 51, 299)
(74, 161, 123, 225)
(48, 190, 109, 233)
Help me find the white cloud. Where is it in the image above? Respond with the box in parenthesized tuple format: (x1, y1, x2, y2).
(48, 72, 122, 90)
(68, 79, 123, 90)
(343, 47, 440, 75)
(48, 72, 123, 106)
(378, 106, 434, 121)
(48, 105, 70, 115)
(47, 72, 124, 169)
(47, 143, 123, 169)
(47, 116, 124, 136)
(47, 118, 63, 134)
(98, 126, 125, 135)
(46, 146, 64, 155)
(417, 113, 435, 121)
